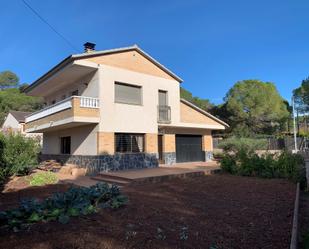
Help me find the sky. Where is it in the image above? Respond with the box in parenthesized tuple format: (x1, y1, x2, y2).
(1, 0, 309, 104)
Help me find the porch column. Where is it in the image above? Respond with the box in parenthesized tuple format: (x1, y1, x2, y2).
(97, 132, 115, 155)
(163, 134, 176, 165)
(145, 133, 158, 154)
(202, 130, 213, 161)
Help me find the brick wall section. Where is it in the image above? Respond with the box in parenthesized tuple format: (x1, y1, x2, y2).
(72, 98, 100, 117)
(97, 132, 115, 155)
(180, 102, 221, 126)
(145, 133, 158, 153)
(25, 97, 100, 130)
(202, 130, 213, 151)
(86, 50, 175, 81)
(163, 134, 175, 153)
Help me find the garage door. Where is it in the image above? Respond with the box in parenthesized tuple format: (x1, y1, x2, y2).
(176, 135, 203, 163)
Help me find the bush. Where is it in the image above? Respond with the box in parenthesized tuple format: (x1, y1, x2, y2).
(0, 133, 40, 183)
(28, 172, 58, 186)
(0, 183, 128, 231)
(218, 137, 268, 153)
(220, 150, 306, 186)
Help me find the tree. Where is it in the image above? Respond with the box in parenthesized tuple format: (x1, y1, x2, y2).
(293, 77, 309, 113)
(0, 88, 43, 125)
(180, 87, 213, 111)
(0, 71, 19, 89)
(224, 80, 290, 136)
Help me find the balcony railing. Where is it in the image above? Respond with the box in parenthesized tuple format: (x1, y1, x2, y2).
(157, 105, 171, 123)
(25, 96, 99, 123)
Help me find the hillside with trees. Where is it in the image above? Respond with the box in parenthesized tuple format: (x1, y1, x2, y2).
(0, 71, 43, 124)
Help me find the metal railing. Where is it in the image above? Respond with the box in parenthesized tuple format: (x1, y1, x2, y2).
(157, 105, 171, 123)
(25, 96, 99, 123)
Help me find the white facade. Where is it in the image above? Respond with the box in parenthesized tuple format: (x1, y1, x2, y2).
(2, 113, 21, 131)
(98, 64, 180, 133)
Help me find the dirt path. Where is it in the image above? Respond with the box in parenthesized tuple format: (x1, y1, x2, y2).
(0, 174, 295, 249)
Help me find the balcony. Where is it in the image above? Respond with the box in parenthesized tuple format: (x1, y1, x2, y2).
(157, 105, 171, 124)
(25, 96, 100, 132)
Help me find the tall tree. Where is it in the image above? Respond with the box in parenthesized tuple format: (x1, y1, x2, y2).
(224, 80, 290, 136)
(180, 87, 213, 111)
(0, 71, 19, 89)
(293, 77, 309, 113)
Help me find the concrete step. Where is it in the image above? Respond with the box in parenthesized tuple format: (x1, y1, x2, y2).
(96, 173, 134, 183)
(91, 176, 131, 186)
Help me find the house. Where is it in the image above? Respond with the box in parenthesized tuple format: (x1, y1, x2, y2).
(2, 111, 43, 141)
(24, 43, 228, 174)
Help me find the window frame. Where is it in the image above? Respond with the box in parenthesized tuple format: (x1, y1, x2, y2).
(115, 133, 145, 153)
(114, 82, 143, 106)
(158, 89, 168, 106)
(60, 136, 71, 154)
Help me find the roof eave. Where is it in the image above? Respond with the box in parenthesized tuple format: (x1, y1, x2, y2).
(23, 55, 74, 94)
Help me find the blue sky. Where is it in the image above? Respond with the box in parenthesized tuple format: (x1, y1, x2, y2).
(1, 0, 309, 104)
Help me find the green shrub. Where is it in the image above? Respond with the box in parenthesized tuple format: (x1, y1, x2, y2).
(0, 183, 128, 231)
(4, 133, 40, 176)
(220, 150, 306, 185)
(0, 133, 40, 183)
(220, 154, 237, 174)
(28, 172, 58, 186)
(218, 137, 268, 153)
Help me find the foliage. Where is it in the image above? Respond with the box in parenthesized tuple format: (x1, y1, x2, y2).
(0, 133, 40, 183)
(3, 133, 40, 176)
(218, 137, 268, 153)
(0, 88, 42, 125)
(223, 80, 290, 136)
(0, 71, 19, 89)
(180, 87, 213, 111)
(293, 77, 309, 113)
(28, 172, 58, 186)
(220, 149, 306, 186)
(0, 183, 128, 231)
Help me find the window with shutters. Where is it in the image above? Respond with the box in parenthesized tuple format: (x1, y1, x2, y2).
(115, 82, 142, 105)
(115, 133, 144, 153)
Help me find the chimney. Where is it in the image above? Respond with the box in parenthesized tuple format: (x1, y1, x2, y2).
(83, 42, 96, 53)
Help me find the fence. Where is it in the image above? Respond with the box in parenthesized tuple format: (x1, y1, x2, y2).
(213, 137, 305, 151)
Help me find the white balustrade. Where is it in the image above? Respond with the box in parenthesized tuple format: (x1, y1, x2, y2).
(25, 96, 100, 123)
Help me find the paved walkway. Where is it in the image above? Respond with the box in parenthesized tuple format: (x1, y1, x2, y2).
(57, 161, 221, 186)
(97, 161, 220, 180)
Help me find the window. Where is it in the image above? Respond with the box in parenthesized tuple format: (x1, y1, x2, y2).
(115, 82, 142, 105)
(60, 136, 71, 154)
(71, 90, 79, 96)
(115, 133, 144, 153)
(158, 90, 168, 106)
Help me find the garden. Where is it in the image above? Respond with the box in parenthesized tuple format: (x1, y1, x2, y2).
(0, 133, 307, 248)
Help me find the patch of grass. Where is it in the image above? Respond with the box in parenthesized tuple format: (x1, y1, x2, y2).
(28, 171, 58, 186)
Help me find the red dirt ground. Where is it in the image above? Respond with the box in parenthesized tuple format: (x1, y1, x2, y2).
(0, 174, 295, 249)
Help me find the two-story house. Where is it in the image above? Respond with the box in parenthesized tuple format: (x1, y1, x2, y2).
(24, 43, 228, 174)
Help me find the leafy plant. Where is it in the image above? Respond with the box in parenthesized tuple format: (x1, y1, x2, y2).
(0, 133, 40, 183)
(28, 171, 58, 186)
(0, 183, 128, 231)
(220, 150, 306, 187)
